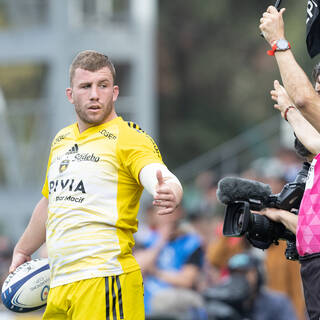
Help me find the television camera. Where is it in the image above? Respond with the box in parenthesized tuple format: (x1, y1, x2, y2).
(217, 162, 310, 260)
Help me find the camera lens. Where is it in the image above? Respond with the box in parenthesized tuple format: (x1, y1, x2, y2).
(237, 213, 244, 229)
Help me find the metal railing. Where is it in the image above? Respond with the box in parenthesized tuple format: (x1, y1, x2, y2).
(174, 115, 281, 183)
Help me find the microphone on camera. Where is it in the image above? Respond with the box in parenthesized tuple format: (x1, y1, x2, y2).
(216, 177, 272, 205)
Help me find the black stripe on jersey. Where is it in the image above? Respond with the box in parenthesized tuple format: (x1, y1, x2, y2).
(116, 276, 124, 319)
(112, 276, 117, 319)
(127, 121, 145, 133)
(126, 122, 160, 158)
(105, 277, 110, 320)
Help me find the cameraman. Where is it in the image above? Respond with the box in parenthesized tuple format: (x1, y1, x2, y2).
(261, 76, 320, 319)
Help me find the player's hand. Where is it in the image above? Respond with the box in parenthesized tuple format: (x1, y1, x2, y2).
(271, 80, 295, 117)
(9, 252, 31, 273)
(259, 6, 286, 45)
(153, 170, 179, 215)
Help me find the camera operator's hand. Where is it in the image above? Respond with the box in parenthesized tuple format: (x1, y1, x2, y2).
(259, 208, 297, 235)
(271, 80, 296, 118)
(259, 6, 286, 45)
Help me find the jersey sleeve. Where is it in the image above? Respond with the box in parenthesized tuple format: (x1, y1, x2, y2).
(118, 128, 164, 184)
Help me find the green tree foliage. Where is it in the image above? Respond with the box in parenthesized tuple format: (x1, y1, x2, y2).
(158, 0, 314, 168)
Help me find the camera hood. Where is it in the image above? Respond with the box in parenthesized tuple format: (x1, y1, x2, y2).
(223, 201, 251, 237)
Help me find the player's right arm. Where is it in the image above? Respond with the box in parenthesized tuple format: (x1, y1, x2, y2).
(9, 196, 48, 273)
(139, 165, 183, 215)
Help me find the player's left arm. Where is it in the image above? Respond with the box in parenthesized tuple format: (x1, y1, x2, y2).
(139, 163, 183, 215)
(10, 196, 48, 273)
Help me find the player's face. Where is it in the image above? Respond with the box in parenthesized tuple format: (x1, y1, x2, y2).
(66, 67, 119, 132)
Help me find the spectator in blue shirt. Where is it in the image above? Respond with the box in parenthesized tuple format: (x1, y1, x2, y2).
(134, 206, 205, 317)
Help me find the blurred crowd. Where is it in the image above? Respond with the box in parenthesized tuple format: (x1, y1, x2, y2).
(0, 146, 309, 320)
(134, 145, 308, 320)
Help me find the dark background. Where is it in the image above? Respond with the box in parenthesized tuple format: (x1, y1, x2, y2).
(157, 0, 314, 169)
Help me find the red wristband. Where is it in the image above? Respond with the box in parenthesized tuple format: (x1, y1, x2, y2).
(267, 40, 291, 56)
(267, 43, 278, 56)
(284, 105, 295, 121)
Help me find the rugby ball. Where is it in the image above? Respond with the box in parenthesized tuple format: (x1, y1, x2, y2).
(1, 258, 50, 313)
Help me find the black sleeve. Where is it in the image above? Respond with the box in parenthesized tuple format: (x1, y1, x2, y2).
(186, 247, 204, 268)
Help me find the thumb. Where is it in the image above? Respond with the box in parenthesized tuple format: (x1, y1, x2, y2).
(279, 8, 286, 17)
(274, 103, 280, 111)
(156, 170, 164, 186)
(274, 80, 280, 89)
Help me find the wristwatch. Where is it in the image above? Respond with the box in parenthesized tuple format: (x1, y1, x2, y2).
(267, 39, 291, 56)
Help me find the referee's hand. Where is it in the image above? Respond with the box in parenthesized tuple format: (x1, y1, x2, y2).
(259, 6, 286, 45)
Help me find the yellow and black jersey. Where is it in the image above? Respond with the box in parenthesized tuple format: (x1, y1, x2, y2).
(42, 116, 163, 288)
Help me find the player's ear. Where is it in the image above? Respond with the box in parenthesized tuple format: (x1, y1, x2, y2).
(113, 85, 119, 102)
(66, 88, 74, 104)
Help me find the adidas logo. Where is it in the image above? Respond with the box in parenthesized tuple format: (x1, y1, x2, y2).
(66, 144, 79, 155)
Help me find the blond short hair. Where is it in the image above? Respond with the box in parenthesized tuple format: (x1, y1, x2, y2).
(69, 50, 116, 86)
